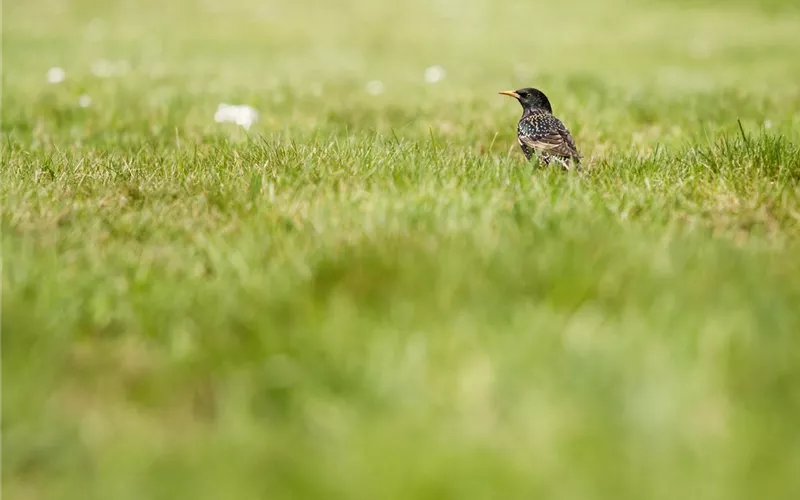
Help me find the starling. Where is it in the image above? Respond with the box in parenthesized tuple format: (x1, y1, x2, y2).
(499, 87, 581, 169)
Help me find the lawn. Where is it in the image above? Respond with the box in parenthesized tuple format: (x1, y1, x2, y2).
(2, 0, 800, 498)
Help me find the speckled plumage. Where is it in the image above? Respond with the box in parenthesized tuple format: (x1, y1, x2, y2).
(500, 87, 581, 169)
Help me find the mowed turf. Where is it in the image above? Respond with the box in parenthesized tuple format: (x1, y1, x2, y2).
(3, 0, 800, 498)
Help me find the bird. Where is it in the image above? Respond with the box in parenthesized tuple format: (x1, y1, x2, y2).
(499, 87, 581, 169)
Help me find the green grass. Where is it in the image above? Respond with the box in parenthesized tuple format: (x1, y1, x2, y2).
(3, 0, 800, 499)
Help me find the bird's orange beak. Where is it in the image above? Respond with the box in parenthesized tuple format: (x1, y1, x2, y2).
(498, 90, 520, 99)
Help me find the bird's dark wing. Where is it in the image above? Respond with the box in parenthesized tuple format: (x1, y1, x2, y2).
(518, 113, 581, 159)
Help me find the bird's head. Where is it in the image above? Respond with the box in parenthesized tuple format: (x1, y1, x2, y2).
(499, 87, 553, 113)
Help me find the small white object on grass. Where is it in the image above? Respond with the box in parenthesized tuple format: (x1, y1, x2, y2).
(764, 120, 773, 129)
(424, 65, 446, 84)
(365, 80, 385, 96)
(47, 67, 66, 84)
(214, 103, 259, 130)
(78, 95, 93, 108)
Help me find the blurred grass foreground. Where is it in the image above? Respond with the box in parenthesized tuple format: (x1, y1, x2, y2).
(2, 0, 800, 499)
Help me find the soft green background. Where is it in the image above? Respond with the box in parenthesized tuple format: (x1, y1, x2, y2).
(3, 1, 800, 499)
